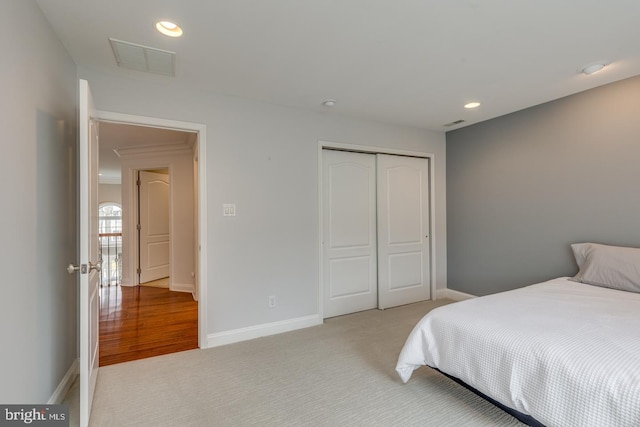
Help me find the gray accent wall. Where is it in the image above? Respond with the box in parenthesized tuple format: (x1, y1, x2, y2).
(0, 1, 78, 402)
(446, 75, 640, 296)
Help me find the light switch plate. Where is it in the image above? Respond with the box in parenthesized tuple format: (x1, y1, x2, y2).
(223, 203, 236, 216)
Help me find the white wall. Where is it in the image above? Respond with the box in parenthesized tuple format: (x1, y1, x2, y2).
(78, 67, 447, 337)
(0, 1, 77, 402)
(118, 149, 195, 292)
(99, 183, 121, 205)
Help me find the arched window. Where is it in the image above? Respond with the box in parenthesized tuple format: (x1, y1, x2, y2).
(99, 203, 122, 234)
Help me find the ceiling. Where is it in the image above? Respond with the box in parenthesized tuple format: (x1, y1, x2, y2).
(37, 1, 640, 132)
(98, 122, 193, 183)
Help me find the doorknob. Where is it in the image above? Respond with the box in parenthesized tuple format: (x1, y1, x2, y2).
(67, 262, 101, 275)
(67, 264, 80, 275)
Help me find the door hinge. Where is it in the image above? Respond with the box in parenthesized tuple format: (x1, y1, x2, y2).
(137, 178, 141, 186)
(137, 223, 141, 231)
(137, 268, 142, 275)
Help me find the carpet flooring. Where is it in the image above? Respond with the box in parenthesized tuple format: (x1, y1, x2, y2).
(72, 299, 525, 426)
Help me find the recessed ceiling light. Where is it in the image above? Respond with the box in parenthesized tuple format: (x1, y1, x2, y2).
(155, 20, 183, 37)
(464, 102, 480, 109)
(580, 62, 609, 75)
(322, 99, 337, 107)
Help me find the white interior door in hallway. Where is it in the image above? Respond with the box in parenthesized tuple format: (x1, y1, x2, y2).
(322, 150, 431, 318)
(139, 170, 170, 284)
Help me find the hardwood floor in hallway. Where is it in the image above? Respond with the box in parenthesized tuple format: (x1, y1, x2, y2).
(99, 285, 198, 366)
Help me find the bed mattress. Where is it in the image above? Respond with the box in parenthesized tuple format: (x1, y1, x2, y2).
(396, 277, 640, 427)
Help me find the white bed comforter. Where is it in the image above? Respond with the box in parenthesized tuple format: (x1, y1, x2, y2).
(396, 277, 640, 427)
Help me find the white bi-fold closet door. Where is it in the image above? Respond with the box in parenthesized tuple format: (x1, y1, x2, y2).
(322, 149, 431, 318)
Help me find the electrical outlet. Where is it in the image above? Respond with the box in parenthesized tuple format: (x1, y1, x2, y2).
(268, 295, 276, 308)
(223, 203, 236, 216)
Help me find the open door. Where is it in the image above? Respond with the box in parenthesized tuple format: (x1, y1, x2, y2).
(78, 79, 100, 426)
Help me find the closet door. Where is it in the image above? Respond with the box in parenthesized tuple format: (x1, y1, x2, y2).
(377, 154, 430, 309)
(322, 150, 377, 318)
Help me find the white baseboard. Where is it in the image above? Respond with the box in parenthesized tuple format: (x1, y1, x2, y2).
(435, 288, 448, 300)
(170, 282, 195, 294)
(48, 358, 79, 404)
(445, 288, 477, 301)
(207, 314, 322, 348)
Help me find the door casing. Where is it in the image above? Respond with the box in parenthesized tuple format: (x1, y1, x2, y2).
(96, 110, 208, 349)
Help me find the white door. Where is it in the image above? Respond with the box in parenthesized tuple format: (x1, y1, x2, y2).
(322, 150, 377, 318)
(78, 79, 100, 427)
(377, 154, 430, 309)
(139, 170, 170, 283)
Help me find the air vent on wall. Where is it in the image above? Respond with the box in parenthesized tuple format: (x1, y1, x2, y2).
(443, 119, 465, 127)
(109, 38, 175, 76)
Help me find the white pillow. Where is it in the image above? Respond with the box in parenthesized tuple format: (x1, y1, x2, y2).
(571, 243, 640, 293)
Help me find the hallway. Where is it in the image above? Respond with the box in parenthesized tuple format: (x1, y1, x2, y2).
(99, 285, 198, 366)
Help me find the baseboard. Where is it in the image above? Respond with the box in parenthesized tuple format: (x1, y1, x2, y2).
(48, 358, 79, 404)
(445, 288, 477, 301)
(435, 288, 448, 300)
(170, 282, 195, 294)
(207, 314, 323, 348)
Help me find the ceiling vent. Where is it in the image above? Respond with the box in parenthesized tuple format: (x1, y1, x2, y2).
(443, 119, 465, 127)
(109, 38, 175, 76)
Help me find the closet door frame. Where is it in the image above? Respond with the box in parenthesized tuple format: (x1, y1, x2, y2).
(317, 140, 437, 318)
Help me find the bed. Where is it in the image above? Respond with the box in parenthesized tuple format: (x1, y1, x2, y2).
(396, 243, 640, 427)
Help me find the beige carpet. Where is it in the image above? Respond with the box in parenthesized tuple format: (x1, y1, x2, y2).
(80, 300, 524, 426)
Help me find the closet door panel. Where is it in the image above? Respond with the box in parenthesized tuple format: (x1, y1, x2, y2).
(322, 150, 377, 318)
(388, 252, 423, 290)
(377, 154, 431, 309)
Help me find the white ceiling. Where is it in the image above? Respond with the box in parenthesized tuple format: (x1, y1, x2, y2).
(37, 1, 640, 131)
(98, 122, 193, 183)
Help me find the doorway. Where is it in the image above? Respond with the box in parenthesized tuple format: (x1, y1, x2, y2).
(96, 112, 207, 364)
